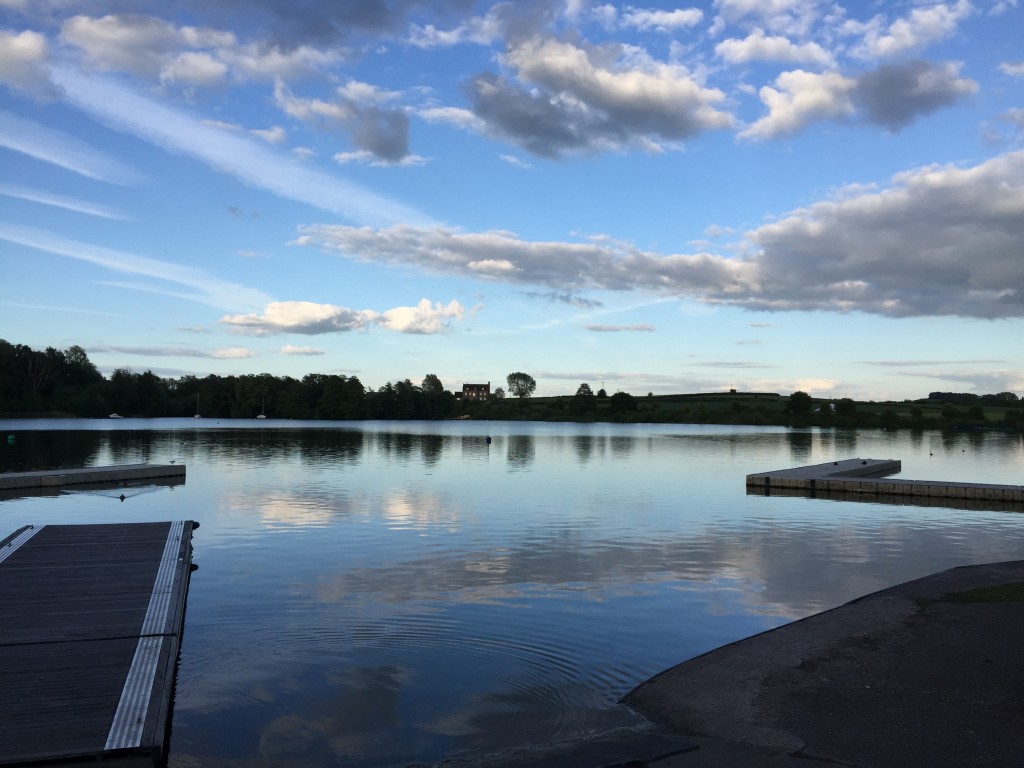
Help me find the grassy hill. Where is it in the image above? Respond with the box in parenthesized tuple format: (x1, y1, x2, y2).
(459, 390, 1024, 431)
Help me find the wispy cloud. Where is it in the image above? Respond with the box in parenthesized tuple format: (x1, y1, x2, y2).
(48, 67, 435, 228)
(860, 359, 1003, 367)
(88, 344, 257, 359)
(523, 291, 602, 308)
(584, 324, 655, 332)
(0, 111, 143, 185)
(0, 300, 119, 317)
(0, 223, 271, 311)
(0, 182, 130, 220)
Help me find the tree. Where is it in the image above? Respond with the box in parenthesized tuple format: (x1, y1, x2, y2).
(506, 372, 536, 398)
(572, 382, 596, 416)
(787, 390, 813, 415)
(597, 388, 607, 398)
(609, 391, 637, 414)
(834, 398, 857, 416)
(493, 387, 505, 399)
(421, 373, 444, 394)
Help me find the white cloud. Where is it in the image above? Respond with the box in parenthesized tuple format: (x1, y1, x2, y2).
(294, 222, 749, 294)
(281, 344, 325, 355)
(848, 0, 973, 60)
(738, 151, 1024, 317)
(499, 154, 532, 168)
(711, 0, 825, 37)
(274, 79, 412, 163)
(48, 67, 433, 227)
(407, 9, 503, 49)
(378, 299, 465, 334)
(0, 29, 60, 99)
(219, 42, 344, 81)
(251, 125, 287, 144)
(211, 346, 257, 359)
(160, 51, 227, 86)
(222, 300, 377, 335)
(467, 258, 518, 274)
(60, 13, 343, 86)
(715, 29, 833, 66)
(62, 14, 187, 77)
(463, 36, 733, 156)
(221, 298, 466, 335)
(585, 324, 656, 332)
(333, 149, 427, 167)
(999, 61, 1024, 77)
(418, 105, 486, 131)
(742, 61, 977, 139)
(621, 7, 704, 33)
(294, 151, 1024, 319)
(739, 69, 855, 140)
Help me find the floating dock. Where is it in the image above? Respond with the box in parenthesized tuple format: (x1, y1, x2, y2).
(0, 464, 185, 492)
(747, 458, 1024, 511)
(0, 521, 197, 766)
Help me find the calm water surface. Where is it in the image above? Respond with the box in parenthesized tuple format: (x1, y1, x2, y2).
(1, 420, 1022, 766)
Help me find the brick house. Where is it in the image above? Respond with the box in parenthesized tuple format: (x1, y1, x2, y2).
(461, 382, 491, 400)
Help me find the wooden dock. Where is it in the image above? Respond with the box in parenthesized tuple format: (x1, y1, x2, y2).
(0, 521, 197, 766)
(0, 464, 186, 492)
(747, 458, 1024, 511)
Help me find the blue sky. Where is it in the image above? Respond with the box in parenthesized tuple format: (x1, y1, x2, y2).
(1, 0, 1021, 400)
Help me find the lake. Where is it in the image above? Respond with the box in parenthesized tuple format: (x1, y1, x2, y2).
(1, 419, 1022, 766)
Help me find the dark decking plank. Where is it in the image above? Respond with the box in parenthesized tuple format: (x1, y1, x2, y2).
(0, 524, 168, 646)
(0, 638, 141, 762)
(0, 521, 194, 766)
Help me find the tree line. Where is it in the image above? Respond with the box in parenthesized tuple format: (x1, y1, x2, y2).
(1, 340, 1020, 430)
(0, 340, 460, 420)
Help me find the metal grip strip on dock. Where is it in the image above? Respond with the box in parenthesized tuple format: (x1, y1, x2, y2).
(0, 525, 44, 565)
(141, 520, 185, 636)
(104, 521, 185, 751)
(104, 637, 165, 751)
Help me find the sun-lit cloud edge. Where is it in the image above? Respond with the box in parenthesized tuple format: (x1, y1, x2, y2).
(221, 298, 467, 336)
(293, 150, 1024, 320)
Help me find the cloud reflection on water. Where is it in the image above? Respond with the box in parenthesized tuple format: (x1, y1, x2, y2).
(3, 421, 1022, 768)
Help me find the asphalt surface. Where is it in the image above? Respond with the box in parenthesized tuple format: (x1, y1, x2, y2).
(421, 560, 1024, 768)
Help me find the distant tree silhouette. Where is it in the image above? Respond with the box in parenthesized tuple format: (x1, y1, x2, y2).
(506, 372, 536, 398)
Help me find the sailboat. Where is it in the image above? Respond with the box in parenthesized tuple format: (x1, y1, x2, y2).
(257, 393, 267, 419)
(194, 393, 202, 419)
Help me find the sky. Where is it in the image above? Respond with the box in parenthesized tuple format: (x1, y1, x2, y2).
(0, 0, 1022, 401)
